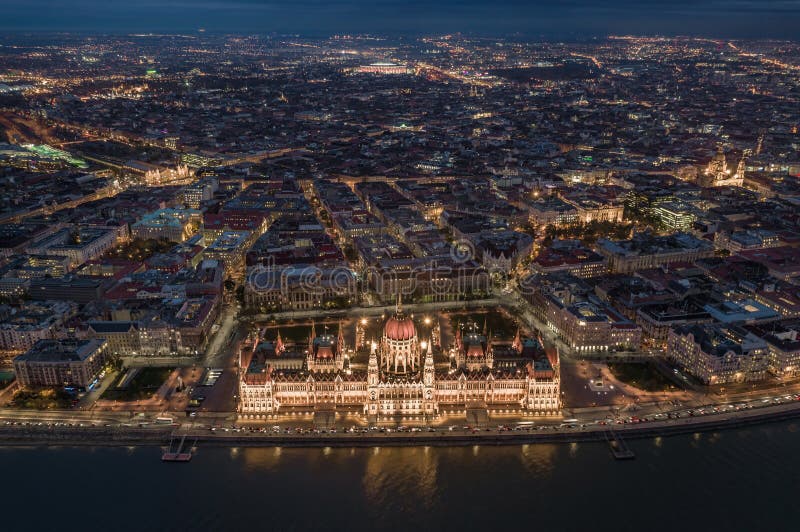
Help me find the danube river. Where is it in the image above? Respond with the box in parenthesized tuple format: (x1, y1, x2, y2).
(3, 422, 800, 531)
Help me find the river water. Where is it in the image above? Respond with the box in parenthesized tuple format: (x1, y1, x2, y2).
(2, 422, 799, 531)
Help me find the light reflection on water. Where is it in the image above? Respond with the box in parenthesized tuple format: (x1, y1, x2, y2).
(520, 442, 558, 477)
(363, 446, 439, 509)
(1, 422, 799, 531)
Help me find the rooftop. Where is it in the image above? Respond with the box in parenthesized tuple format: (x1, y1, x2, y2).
(15, 338, 105, 363)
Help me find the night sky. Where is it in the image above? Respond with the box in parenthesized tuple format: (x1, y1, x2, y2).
(0, 0, 799, 37)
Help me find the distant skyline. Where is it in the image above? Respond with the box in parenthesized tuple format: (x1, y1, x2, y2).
(1, 0, 800, 38)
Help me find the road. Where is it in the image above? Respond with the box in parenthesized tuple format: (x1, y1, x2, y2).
(204, 303, 243, 367)
(3, 380, 800, 447)
(0, 407, 133, 426)
(244, 298, 504, 323)
(80, 368, 119, 409)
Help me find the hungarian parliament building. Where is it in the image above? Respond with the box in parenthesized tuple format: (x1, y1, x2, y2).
(238, 304, 561, 420)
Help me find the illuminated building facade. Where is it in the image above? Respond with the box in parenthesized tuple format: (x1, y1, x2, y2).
(667, 324, 769, 385)
(131, 208, 202, 243)
(239, 303, 560, 420)
(13, 339, 108, 388)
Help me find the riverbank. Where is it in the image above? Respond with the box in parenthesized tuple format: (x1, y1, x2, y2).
(2, 398, 800, 448)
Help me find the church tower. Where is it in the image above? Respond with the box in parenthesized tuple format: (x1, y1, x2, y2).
(308, 321, 316, 352)
(367, 349, 379, 416)
(276, 328, 285, 354)
(512, 327, 522, 353)
(423, 339, 436, 414)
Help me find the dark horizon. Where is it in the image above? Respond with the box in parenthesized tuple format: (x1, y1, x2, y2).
(1, 0, 800, 39)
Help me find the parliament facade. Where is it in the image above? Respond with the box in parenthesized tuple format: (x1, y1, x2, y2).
(238, 304, 561, 420)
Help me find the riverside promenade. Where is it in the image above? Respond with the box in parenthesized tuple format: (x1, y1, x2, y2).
(2, 397, 800, 448)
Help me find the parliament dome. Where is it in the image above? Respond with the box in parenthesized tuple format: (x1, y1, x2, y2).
(384, 315, 416, 341)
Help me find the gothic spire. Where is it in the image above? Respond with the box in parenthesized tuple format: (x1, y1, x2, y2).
(513, 327, 522, 352)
